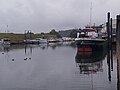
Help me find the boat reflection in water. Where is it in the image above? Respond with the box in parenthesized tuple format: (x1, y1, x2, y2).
(75, 47, 107, 74)
(0, 44, 10, 52)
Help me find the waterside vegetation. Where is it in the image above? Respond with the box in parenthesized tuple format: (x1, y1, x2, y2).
(0, 33, 57, 43)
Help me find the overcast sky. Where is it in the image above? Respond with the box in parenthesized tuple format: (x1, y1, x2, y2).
(0, 0, 119, 33)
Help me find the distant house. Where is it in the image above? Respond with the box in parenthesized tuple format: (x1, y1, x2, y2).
(101, 19, 116, 35)
(112, 19, 116, 34)
(101, 23, 107, 34)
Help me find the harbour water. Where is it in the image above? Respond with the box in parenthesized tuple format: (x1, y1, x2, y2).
(0, 42, 117, 90)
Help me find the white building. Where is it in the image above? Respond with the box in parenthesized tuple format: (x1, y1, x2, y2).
(101, 19, 116, 34)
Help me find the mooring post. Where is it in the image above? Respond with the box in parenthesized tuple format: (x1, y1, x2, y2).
(107, 12, 111, 82)
(116, 15, 120, 90)
(107, 12, 110, 44)
(110, 18, 113, 71)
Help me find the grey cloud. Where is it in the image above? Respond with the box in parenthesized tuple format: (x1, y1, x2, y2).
(0, 0, 119, 33)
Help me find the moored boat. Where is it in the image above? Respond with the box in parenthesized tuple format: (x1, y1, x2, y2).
(0, 38, 10, 45)
(75, 28, 107, 51)
(48, 38, 63, 43)
(35, 38, 48, 43)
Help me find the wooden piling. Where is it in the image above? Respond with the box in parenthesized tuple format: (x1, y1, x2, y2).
(110, 18, 113, 71)
(107, 12, 111, 82)
(116, 15, 120, 90)
(107, 12, 110, 43)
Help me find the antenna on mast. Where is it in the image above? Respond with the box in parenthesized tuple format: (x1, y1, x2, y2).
(90, 2, 92, 27)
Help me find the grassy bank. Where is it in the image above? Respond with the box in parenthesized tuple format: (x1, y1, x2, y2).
(0, 33, 57, 43)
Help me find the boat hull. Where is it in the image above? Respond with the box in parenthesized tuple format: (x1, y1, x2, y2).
(75, 38, 107, 51)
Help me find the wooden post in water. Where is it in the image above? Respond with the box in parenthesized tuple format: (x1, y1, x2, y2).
(107, 12, 110, 44)
(116, 15, 120, 90)
(110, 18, 113, 71)
(107, 12, 111, 82)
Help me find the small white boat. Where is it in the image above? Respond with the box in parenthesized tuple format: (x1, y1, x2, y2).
(0, 38, 10, 45)
(48, 39, 58, 43)
(48, 38, 63, 43)
(35, 38, 48, 43)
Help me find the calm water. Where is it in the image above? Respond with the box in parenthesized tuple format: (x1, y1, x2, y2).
(0, 42, 118, 90)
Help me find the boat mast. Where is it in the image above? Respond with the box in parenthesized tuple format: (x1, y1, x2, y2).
(90, 2, 92, 28)
(6, 25, 9, 38)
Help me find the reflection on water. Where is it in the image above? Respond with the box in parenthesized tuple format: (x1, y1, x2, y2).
(75, 46, 117, 89)
(0, 42, 76, 52)
(75, 50, 106, 74)
(0, 45, 10, 52)
(0, 42, 118, 90)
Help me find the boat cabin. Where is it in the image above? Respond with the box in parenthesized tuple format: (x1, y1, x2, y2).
(78, 28, 98, 38)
